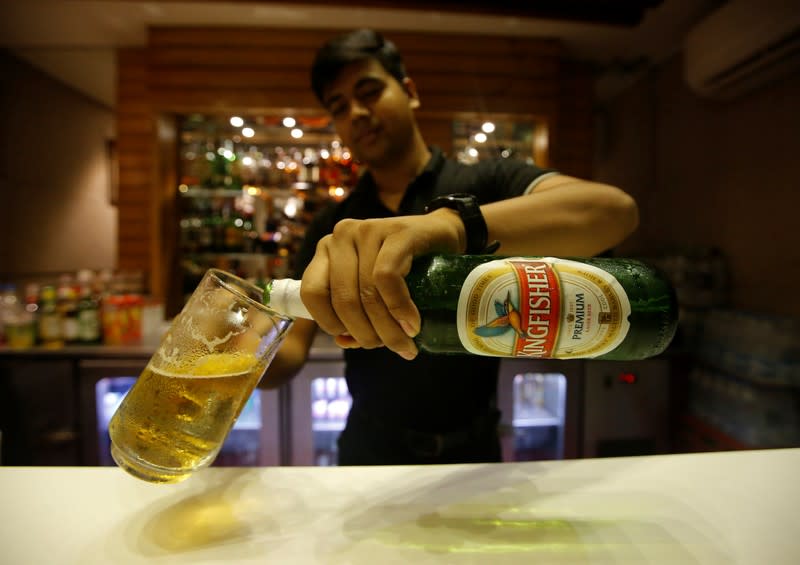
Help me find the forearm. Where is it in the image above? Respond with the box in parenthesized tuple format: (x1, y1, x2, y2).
(482, 179, 639, 257)
(257, 319, 317, 389)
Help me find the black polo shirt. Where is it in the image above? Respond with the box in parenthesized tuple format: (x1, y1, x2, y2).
(294, 147, 555, 433)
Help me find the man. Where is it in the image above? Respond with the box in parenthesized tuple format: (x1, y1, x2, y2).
(260, 29, 638, 465)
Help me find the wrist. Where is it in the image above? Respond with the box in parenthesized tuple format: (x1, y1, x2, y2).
(424, 193, 499, 254)
(429, 207, 468, 253)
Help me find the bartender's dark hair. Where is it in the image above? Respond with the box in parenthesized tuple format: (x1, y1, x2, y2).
(311, 29, 407, 104)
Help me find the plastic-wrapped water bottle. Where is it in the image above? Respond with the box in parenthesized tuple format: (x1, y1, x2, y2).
(0, 284, 17, 344)
(1, 284, 35, 348)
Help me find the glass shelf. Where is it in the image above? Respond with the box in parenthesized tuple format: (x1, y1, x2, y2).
(513, 408, 561, 428)
(312, 421, 347, 432)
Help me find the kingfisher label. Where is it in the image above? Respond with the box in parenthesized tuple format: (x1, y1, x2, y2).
(456, 258, 631, 358)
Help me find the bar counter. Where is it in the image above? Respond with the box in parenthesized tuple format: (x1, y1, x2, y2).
(1, 448, 798, 564)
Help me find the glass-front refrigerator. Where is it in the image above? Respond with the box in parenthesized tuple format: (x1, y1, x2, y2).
(497, 358, 580, 461)
(509, 371, 567, 460)
(288, 354, 580, 466)
(497, 358, 673, 461)
(287, 355, 348, 466)
(310, 375, 351, 466)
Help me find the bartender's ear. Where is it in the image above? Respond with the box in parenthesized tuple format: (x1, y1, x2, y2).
(402, 77, 421, 109)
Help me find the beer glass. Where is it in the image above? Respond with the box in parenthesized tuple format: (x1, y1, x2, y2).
(109, 269, 293, 484)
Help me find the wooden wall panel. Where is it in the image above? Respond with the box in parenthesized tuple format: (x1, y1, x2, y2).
(148, 89, 320, 113)
(148, 48, 315, 68)
(416, 116, 456, 156)
(146, 27, 563, 56)
(116, 48, 155, 274)
(550, 60, 595, 179)
(115, 26, 593, 301)
(148, 69, 559, 96)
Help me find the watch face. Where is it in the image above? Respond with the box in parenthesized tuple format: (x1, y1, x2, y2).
(427, 193, 476, 212)
(448, 194, 476, 206)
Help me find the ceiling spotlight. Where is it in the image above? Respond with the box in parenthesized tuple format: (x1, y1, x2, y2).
(230, 116, 244, 127)
(291, 128, 303, 139)
(283, 117, 297, 128)
(481, 121, 495, 134)
(242, 127, 255, 138)
(474, 132, 487, 143)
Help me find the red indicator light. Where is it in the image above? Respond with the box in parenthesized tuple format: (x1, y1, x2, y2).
(618, 372, 637, 384)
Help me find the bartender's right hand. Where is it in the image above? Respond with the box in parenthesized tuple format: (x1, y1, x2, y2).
(300, 210, 465, 359)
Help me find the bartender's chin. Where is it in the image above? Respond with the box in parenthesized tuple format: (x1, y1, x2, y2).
(352, 144, 386, 168)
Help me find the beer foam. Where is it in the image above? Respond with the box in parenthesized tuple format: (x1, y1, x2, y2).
(182, 312, 248, 352)
(156, 352, 260, 379)
(156, 368, 251, 380)
(192, 352, 258, 375)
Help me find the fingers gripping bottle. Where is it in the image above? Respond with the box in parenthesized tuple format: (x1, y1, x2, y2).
(266, 255, 678, 360)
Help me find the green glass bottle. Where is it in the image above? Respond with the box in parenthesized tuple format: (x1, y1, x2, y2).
(265, 255, 678, 360)
(37, 285, 63, 348)
(76, 284, 102, 345)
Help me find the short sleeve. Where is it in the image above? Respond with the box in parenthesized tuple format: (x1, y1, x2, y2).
(472, 159, 558, 203)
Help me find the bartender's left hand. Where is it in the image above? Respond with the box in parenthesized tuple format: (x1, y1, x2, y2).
(300, 209, 465, 359)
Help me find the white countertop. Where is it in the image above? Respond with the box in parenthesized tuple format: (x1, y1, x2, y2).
(2, 449, 798, 564)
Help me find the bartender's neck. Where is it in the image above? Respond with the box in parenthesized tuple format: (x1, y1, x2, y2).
(370, 133, 431, 212)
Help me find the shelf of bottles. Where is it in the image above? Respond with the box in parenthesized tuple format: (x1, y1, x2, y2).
(452, 118, 538, 164)
(176, 114, 359, 301)
(0, 269, 149, 349)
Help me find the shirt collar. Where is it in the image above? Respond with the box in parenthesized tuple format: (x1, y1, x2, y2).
(421, 146, 445, 178)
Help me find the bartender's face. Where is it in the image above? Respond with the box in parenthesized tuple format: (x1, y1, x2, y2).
(321, 58, 420, 168)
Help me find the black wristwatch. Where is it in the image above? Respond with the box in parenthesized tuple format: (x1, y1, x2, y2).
(425, 193, 500, 254)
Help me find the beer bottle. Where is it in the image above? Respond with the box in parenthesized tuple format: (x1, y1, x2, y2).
(265, 255, 678, 360)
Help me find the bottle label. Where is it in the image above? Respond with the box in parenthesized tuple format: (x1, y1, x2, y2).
(39, 314, 61, 341)
(61, 315, 79, 341)
(456, 258, 631, 358)
(78, 309, 101, 341)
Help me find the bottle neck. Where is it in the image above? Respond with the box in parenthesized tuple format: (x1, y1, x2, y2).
(265, 279, 312, 319)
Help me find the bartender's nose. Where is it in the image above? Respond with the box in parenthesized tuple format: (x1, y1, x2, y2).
(349, 99, 370, 120)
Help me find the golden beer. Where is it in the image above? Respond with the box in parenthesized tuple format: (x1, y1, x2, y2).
(108, 268, 293, 484)
(109, 353, 264, 483)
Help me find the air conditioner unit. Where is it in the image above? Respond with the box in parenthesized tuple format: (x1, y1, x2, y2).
(684, 0, 800, 99)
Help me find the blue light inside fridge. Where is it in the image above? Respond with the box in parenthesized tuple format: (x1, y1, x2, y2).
(511, 372, 566, 460)
(311, 376, 351, 466)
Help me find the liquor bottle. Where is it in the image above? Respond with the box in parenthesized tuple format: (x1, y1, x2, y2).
(76, 284, 102, 344)
(23, 283, 40, 323)
(57, 276, 80, 345)
(37, 285, 63, 347)
(265, 255, 678, 361)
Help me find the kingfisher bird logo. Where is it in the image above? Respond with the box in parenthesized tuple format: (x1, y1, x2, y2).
(474, 292, 524, 338)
